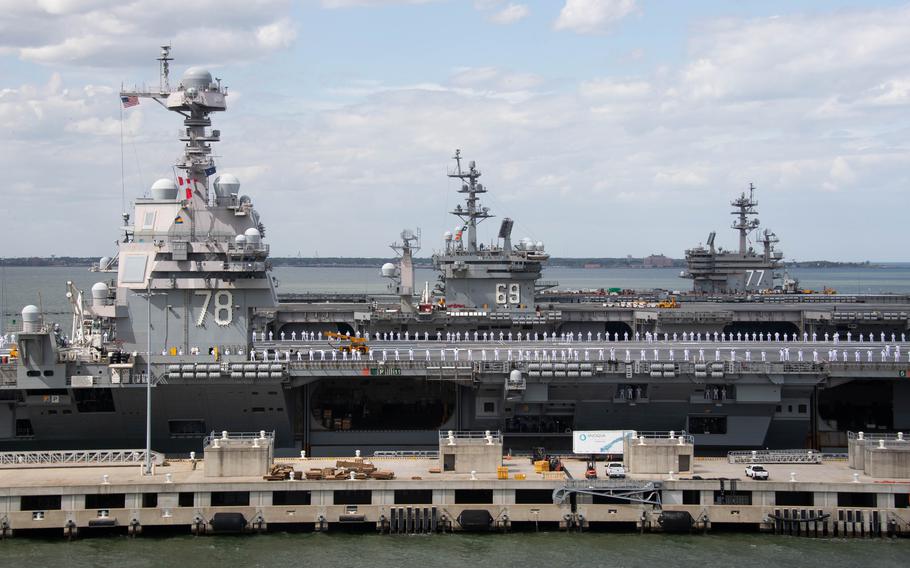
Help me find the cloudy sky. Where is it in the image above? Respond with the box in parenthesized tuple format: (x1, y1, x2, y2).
(1, 0, 908, 261)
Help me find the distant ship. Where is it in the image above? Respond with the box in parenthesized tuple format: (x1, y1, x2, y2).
(682, 185, 786, 294)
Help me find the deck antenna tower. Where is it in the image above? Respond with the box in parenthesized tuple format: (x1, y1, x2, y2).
(157, 45, 173, 95)
(731, 183, 760, 254)
(448, 149, 492, 253)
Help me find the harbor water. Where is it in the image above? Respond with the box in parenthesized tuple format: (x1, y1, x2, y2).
(1, 532, 909, 567)
(3, 264, 910, 329)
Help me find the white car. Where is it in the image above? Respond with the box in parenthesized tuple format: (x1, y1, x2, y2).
(745, 465, 769, 480)
(606, 462, 626, 479)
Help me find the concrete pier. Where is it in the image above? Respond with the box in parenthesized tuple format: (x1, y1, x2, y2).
(0, 432, 907, 538)
(848, 431, 910, 479)
(626, 432, 694, 475)
(203, 431, 273, 478)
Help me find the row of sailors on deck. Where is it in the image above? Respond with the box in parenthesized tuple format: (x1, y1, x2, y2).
(244, 344, 908, 364)
(255, 329, 908, 344)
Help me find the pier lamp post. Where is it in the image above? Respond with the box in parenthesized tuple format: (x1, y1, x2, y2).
(138, 285, 165, 476)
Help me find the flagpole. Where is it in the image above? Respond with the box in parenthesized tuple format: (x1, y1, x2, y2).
(120, 103, 125, 215)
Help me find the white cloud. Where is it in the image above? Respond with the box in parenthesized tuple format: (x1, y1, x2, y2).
(680, 8, 910, 102)
(489, 3, 529, 25)
(554, 0, 636, 35)
(580, 78, 651, 98)
(451, 67, 543, 92)
(654, 168, 708, 187)
(320, 0, 437, 7)
(863, 78, 910, 106)
(255, 18, 298, 51)
(0, 0, 297, 67)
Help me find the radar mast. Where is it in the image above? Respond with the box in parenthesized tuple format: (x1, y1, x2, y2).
(447, 149, 493, 253)
(731, 183, 760, 254)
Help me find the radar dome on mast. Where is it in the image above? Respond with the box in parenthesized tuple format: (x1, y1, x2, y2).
(244, 227, 262, 244)
(21, 305, 41, 333)
(213, 173, 240, 198)
(150, 178, 178, 200)
(181, 67, 213, 90)
(91, 282, 110, 307)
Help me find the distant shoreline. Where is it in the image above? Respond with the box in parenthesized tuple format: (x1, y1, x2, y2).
(0, 257, 888, 269)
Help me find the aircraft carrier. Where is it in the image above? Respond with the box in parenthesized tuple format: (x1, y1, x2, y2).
(1, 49, 909, 456)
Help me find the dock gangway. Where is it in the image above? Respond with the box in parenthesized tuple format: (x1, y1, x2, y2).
(0, 449, 165, 468)
(727, 449, 823, 464)
(552, 479, 662, 506)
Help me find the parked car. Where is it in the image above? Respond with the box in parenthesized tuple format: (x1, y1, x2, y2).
(745, 465, 769, 480)
(606, 462, 626, 479)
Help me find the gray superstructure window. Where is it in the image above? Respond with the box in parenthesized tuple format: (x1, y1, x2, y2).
(121, 255, 148, 283)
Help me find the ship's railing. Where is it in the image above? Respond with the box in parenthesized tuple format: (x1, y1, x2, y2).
(287, 360, 475, 372)
(2, 323, 51, 334)
(226, 242, 270, 255)
(727, 449, 823, 464)
(0, 449, 165, 468)
(203, 430, 275, 449)
(828, 362, 909, 372)
(438, 430, 503, 444)
(847, 431, 907, 442)
(632, 430, 694, 444)
(372, 450, 439, 459)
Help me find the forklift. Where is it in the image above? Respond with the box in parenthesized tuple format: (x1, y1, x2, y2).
(584, 456, 598, 479)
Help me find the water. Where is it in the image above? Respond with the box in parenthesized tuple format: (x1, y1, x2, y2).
(0, 532, 907, 567)
(4, 265, 910, 330)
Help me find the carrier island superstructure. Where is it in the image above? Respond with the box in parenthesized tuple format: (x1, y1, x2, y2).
(2, 50, 909, 457)
(682, 185, 786, 294)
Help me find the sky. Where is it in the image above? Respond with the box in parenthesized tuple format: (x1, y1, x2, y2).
(1, 0, 909, 262)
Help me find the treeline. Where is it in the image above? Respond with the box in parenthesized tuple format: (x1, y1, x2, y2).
(0, 257, 95, 267)
(785, 260, 874, 268)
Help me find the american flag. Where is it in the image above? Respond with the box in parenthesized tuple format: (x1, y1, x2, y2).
(121, 95, 139, 108)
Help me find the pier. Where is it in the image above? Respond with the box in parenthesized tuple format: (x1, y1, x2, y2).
(0, 430, 907, 539)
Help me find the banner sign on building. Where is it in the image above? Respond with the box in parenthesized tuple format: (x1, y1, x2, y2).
(572, 430, 636, 454)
